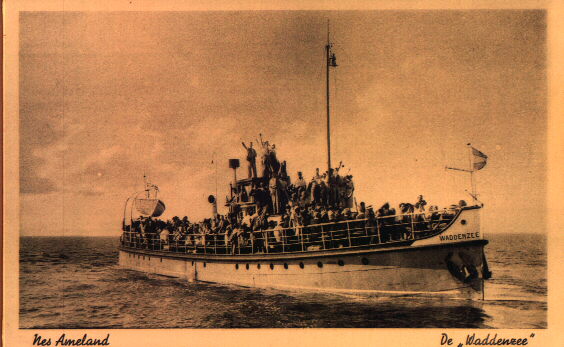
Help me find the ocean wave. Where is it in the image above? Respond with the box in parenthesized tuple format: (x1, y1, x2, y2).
(63, 283, 97, 292)
(19, 235, 547, 329)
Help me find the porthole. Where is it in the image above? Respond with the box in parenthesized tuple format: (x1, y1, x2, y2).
(338, 260, 345, 266)
(270, 263, 274, 270)
(246, 264, 250, 270)
(299, 262, 304, 269)
(284, 263, 288, 269)
(257, 264, 261, 269)
(461, 219, 467, 225)
(362, 257, 369, 265)
(235, 264, 239, 270)
(191, 261, 194, 266)
(317, 261, 323, 268)
(203, 262, 207, 268)
(160, 258, 162, 263)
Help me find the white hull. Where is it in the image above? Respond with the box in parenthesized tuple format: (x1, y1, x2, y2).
(119, 207, 488, 299)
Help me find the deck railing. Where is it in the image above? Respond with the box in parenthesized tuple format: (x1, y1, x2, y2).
(120, 210, 458, 255)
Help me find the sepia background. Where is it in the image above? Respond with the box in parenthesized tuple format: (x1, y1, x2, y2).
(4, 0, 564, 345)
(19, 10, 546, 237)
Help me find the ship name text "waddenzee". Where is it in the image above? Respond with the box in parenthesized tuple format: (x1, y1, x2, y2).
(439, 232, 480, 242)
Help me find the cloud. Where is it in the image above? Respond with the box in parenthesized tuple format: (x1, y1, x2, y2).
(19, 175, 58, 194)
(18, 11, 546, 236)
(19, 106, 63, 194)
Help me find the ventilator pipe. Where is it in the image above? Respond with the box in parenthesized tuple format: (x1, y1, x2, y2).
(208, 195, 218, 218)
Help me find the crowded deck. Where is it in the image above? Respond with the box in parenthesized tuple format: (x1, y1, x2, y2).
(121, 133, 473, 255)
(120, 203, 468, 255)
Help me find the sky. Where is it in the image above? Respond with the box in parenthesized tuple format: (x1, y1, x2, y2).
(19, 10, 546, 236)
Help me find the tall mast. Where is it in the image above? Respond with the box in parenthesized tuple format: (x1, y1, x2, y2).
(143, 171, 149, 198)
(325, 20, 337, 177)
(468, 143, 477, 202)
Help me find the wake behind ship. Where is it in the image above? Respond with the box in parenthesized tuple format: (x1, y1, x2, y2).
(118, 25, 492, 299)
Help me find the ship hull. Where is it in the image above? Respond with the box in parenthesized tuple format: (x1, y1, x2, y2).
(119, 207, 489, 299)
(119, 240, 487, 299)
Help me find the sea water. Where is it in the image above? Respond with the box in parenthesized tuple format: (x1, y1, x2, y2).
(19, 234, 546, 328)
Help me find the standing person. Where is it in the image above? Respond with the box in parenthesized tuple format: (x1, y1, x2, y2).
(229, 225, 240, 254)
(357, 201, 366, 219)
(269, 144, 280, 175)
(269, 175, 280, 214)
(251, 183, 265, 215)
(336, 174, 346, 208)
(249, 183, 258, 205)
(311, 179, 321, 205)
(327, 168, 337, 205)
(279, 160, 289, 180)
(278, 174, 289, 212)
(289, 205, 301, 238)
(344, 175, 355, 208)
(366, 207, 379, 244)
(224, 225, 233, 253)
(257, 134, 271, 179)
(295, 171, 306, 193)
(314, 168, 323, 183)
(319, 179, 329, 206)
(242, 142, 258, 178)
(415, 195, 427, 212)
(159, 225, 170, 250)
(298, 190, 308, 208)
(239, 185, 249, 202)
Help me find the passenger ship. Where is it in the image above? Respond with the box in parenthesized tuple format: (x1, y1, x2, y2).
(118, 27, 492, 300)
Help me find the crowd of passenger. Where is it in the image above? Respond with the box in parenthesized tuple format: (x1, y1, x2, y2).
(239, 134, 356, 214)
(122, 191, 468, 254)
(121, 135, 468, 253)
